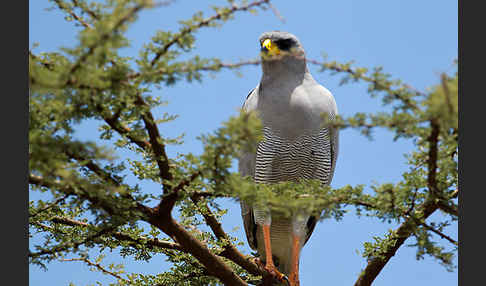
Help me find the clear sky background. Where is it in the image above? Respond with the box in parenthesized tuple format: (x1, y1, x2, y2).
(29, 0, 458, 285)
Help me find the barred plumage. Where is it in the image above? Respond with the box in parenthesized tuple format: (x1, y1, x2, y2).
(255, 127, 333, 185)
(239, 31, 339, 285)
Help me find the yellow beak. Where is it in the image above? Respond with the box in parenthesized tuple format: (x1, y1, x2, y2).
(262, 39, 280, 56)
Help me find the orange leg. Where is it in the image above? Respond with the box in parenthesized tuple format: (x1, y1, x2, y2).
(288, 234, 301, 286)
(262, 225, 289, 284)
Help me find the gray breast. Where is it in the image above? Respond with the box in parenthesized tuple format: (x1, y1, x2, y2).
(254, 127, 332, 184)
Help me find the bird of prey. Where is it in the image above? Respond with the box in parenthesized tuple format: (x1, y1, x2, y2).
(239, 31, 339, 286)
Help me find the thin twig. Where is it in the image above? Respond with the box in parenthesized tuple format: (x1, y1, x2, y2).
(418, 221, 457, 246)
(307, 59, 420, 110)
(49, 216, 184, 251)
(67, 2, 148, 79)
(128, 58, 261, 80)
(354, 120, 445, 286)
(436, 200, 458, 217)
(135, 95, 173, 192)
(64, 149, 121, 186)
(268, 2, 285, 23)
(190, 195, 263, 276)
(61, 257, 127, 282)
(54, 0, 92, 28)
(354, 198, 441, 286)
(71, 0, 99, 20)
(30, 194, 70, 218)
(29, 174, 152, 218)
(30, 224, 117, 259)
(150, 0, 270, 66)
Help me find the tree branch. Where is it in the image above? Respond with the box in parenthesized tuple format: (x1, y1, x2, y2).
(307, 59, 421, 110)
(64, 148, 121, 186)
(190, 195, 263, 276)
(61, 257, 127, 282)
(29, 174, 117, 216)
(427, 118, 440, 196)
(53, 0, 92, 28)
(98, 104, 153, 151)
(30, 194, 70, 218)
(147, 212, 248, 286)
(149, 0, 270, 66)
(128, 59, 261, 80)
(29, 223, 117, 260)
(67, 2, 148, 78)
(29, 174, 152, 219)
(134, 95, 173, 192)
(354, 198, 441, 286)
(417, 220, 457, 246)
(90, 91, 173, 195)
(71, 0, 99, 21)
(354, 120, 445, 286)
(436, 200, 458, 217)
(156, 171, 202, 217)
(49, 216, 184, 251)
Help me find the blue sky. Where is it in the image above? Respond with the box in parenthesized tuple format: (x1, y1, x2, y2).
(29, 0, 457, 285)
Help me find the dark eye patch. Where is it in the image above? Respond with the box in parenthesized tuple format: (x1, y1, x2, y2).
(275, 39, 295, 51)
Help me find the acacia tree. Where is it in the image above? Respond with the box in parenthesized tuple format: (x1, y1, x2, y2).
(29, 0, 458, 285)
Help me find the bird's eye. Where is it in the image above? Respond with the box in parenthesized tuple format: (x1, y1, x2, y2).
(275, 39, 294, 51)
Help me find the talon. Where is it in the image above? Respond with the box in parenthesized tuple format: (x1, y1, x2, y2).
(263, 264, 288, 284)
(281, 274, 290, 285)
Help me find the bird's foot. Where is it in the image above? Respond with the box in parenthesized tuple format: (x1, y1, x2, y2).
(264, 264, 289, 285)
(253, 258, 289, 285)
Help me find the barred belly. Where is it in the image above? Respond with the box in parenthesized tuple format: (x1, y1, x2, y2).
(254, 127, 332, 185)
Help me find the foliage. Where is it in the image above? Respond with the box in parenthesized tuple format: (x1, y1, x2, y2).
(29, 1, 458, 285)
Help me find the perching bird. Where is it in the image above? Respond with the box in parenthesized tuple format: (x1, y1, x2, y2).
(239, 31, 339, 286)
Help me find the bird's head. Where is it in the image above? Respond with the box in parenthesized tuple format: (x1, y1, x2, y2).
(259, 31, 305, 61)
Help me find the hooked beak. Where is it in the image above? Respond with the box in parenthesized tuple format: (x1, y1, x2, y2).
(261, 39, 280, 56)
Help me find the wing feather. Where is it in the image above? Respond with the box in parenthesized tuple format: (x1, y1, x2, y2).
(239, 87, 259, 250)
